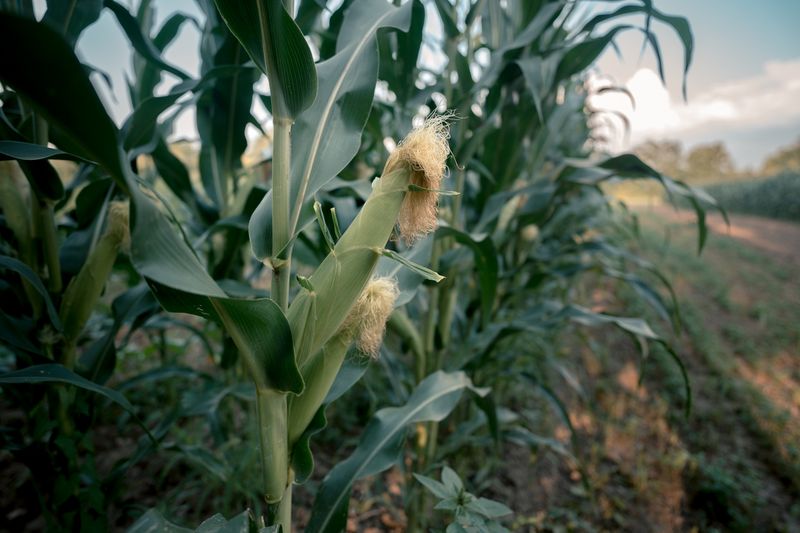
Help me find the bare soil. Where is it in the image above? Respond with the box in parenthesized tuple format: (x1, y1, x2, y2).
(478, 210, 800, 531)
(649, 205, 800, 265)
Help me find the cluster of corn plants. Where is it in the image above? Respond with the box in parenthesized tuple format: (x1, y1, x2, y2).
(703, 172, 800, 222)
(313, 2, 716, 530)
(0, 0, 720, 531)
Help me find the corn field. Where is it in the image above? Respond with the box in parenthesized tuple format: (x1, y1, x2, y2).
(0, 0, 720, 531)
(703, 173, 800, 223)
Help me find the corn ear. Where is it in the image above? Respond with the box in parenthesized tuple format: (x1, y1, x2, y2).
(287, 119, 449, 364)
(289, 276, 398, 443)
(0, 162, 33, 261)
(0, 162, 40, 316)
(59, 201, 129, 365)
(286, 120, 448, 449)
(286, 166, 410, 365)
(288, 328, 350, 445)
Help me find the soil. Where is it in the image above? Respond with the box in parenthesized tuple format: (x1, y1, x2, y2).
(649, 205, 800, 265)
(480, 209, 800, 531)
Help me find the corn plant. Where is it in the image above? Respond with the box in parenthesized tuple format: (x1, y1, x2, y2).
(0, 0, 722, 531)
(327, 1, 719, 530)
(703, 172, 800, 222)
(0, 0, 473, 530)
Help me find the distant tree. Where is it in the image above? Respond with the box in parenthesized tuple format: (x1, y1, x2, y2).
(685, 141, 736, 183)
(633, 139, 685, 180)
(761, 137, 800, 176)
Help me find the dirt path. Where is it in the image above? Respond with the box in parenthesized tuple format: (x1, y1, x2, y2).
(637, 210, 800, 529)
(489, 209, 800, 531)
(643, 205, 800, 265)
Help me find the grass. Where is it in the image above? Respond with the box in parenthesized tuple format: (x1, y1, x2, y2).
(630, 210, 800, 527)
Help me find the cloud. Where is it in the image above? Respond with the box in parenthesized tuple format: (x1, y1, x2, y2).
(590, 58, 800, 151)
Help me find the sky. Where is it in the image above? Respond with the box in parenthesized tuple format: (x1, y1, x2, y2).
(588, 0, 800, 168)
(53, 0, 800, 169)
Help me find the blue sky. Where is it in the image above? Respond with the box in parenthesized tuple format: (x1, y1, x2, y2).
(66, 0, 800, 169)
(592, 0, 800, 167)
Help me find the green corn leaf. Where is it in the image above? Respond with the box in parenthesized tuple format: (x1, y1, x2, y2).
(432, 0, 459, 38)
(131, 196, 227, 298)
(0, 140, 91, 163)
(323, 355, 371, 405)
(249, 0, 418, 259)
(314, 201, 337, 252)
(0, 12, 300, 394)
(375, 234, 436, 307)
(213, 0, 317, 118)
(600, 153, 726, 252)
(0, 312, 40, 355)
(562, 304, 658, 339)
(520, 372, 578, 447)
(123, 65, 256, 154)
(563, 154, 723, 253)
(123, 81, 198, 152)
(211, 297, 302, 394)
(147, 280, 301, 394)
(474, 2, 564, 92)
(516, 56, 559, 123)
(0, 255, 62, 330)
(556, 24, 633, 81)
(104, 0, 190, 81)
(0, 364, 136, 414)
(296, 0, 327, 34)
(379, 249, 445, 283)
(151, 138, 196, 206)
(659, 341, 692, 417)
(79, 283, 157, 385)
(3, 369, 161, 459)
(0, 118, 69, 201)
(436, 226, 498, 328)
(408, 184, 460, 196)
(127, 508, 255, 533)
(0, 11, 128, 189)
(603, 268, 677, 331)
(307, 370, 487, 533)
(42, 0, 103, 45)
(379, 0, 424, 105)
(195, 18, 260, 212)
(134, 12, 198, 105)
(290, 405, 327, 484)
(580, 3, 693, 99)
(559, 305, 691, 415)
(127, 509, 191, 532)
(652, 9, 693, 100)
(162, 444, 232, 483)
